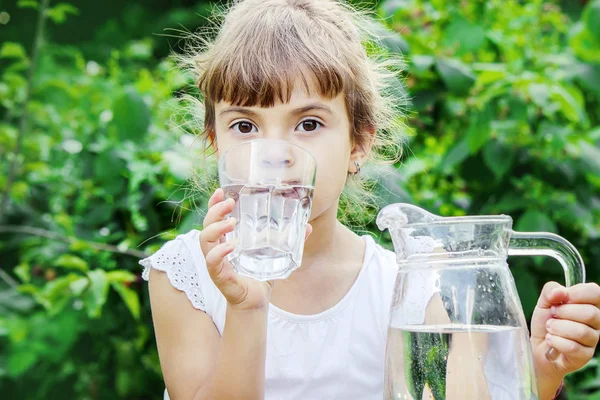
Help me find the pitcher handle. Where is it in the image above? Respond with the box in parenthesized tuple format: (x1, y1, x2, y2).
(508, 231, 586, 286)
(508, 231, 586, 361)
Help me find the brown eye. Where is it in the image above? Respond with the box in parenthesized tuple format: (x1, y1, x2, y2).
(232, 121, 257, 135)
(239, 122, 253, 133)
(297, 119, 321, 132)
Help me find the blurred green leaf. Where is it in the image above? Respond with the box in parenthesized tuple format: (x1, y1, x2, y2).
(583, 0, 600, 40)
(575, 63, 600, 98)
(589, 126, 600, 141)
(570, 22, 600, 63)
(0, 42, 28, 60)
(516, 210, 558, 233)
(84, 270, 109, 318)
(53, 254, 88, 273)
(14, 263, 31, 283)
(435, 58, 476, 95)
(69, 277, 89, 296)
(550, 85, 588, 126)
(411, 55, 435, 74)
(111, 282, 140, 320)
(443, 15, 486, 55)
(111, 86, 151, 142)
(7, 348, 37, 377)
(466, 106, 492, 153)
(0, 288, 35, 314)
(482, 140, 516, 180)
(93, 150, 127, 195)
(46, 3, 79, 24)
(528, 83, 550, 109)
(577, 140, 600, 176)
(492, 193, 529, 213)
(106, 270, 137, 283)
(440, 137, 469, 173)
(16, 0, 38, 9)
(473, 63, 507, 86)
(37, 274, 80, 315)
(125, 39, 153, 60)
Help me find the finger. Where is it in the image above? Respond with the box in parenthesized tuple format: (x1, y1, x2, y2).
(205, 242, 248, 304)
(304, 223, 313, 241)
(207, 188, 225, 209)
(531, 282, 569, 339)
(546, 318, 600, 348)
(546, 333, 595, 364)
(537, 282, 569, 309)
(205, 241, 236, 277)
(200, 218, 236, 255)
(553, 303, 600, 330)
(202, 197, 235, 228)
(564, 283, 600, 307)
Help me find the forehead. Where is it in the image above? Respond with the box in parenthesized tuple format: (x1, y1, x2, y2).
(215, 75, 346, 113)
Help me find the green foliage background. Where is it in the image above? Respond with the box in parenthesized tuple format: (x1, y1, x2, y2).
(0, 0, 598, 398)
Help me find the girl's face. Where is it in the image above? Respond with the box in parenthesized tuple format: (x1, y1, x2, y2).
(213, 77, 365, 222)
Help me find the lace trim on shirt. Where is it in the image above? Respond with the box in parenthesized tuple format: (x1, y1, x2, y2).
(139, 240, 206, 311)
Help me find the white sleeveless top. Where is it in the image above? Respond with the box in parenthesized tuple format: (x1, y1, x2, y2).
(140, 230, 399, 400)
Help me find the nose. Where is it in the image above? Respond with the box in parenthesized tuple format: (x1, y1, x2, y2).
(260, 157, 293, 168)
(259, 145, 296, 168)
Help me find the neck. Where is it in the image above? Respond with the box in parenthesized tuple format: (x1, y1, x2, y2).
(302, 204, 345, 264)
(270, 203, 366, 314)
(288, 203, 363, 281)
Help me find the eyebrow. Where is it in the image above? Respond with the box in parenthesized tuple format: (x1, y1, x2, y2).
(290, 103, 333, 116)
(219, 102, 333, 117)
(219, 107, 259, 117)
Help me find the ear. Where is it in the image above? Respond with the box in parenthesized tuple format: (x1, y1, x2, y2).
(348, 125, 375, 174)
(208, 130, 218, 156)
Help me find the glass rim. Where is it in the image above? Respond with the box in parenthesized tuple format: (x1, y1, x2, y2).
(217, 138, 317, 167)
(387, 215, 514, 230)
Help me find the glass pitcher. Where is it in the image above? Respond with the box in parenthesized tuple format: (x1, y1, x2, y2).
(377, 203, 586, 400)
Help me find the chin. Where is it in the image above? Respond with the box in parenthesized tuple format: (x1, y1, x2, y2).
(307, 197, 341, 223)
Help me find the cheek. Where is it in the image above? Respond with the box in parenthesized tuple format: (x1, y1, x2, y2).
(308, 142, 352, 216)
(213, 130, 236, 153)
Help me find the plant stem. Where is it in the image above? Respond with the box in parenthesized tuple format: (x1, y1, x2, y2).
(0, 225, 149, 259)
(0, 269, 18, 288)
(0, 0, 51, 221)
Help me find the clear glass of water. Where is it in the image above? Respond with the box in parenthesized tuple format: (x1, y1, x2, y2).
(218, 139, 317, 281)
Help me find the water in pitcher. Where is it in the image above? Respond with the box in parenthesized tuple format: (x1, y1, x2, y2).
(385, 325, 538, 400)
(222, 184, 314, 280)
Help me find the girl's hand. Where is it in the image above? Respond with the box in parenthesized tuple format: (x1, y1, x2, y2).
(200, 188, 271, 311)
(530, 282, 600, 396)
(200, 188, 312, 312)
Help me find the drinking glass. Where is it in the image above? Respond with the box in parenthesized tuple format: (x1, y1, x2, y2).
(218, 139, 317, 281)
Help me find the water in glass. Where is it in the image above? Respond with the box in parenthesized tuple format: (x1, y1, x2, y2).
(223, 183, 314, 280)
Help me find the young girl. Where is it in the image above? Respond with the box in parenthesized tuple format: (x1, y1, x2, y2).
(141, 1, 600, 399)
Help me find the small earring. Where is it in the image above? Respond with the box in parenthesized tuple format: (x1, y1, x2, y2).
(354, 161, 361, 175)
